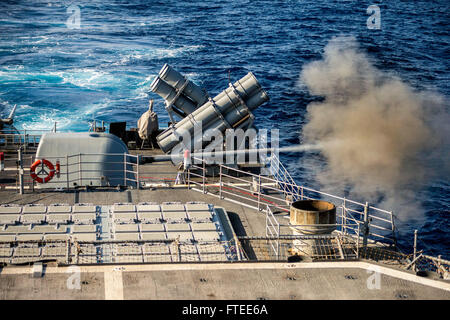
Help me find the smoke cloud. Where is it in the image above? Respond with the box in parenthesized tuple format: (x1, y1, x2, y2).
(298, 36, 449, 220)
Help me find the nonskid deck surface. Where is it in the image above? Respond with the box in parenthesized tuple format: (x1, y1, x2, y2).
(0, 202, 235, 264)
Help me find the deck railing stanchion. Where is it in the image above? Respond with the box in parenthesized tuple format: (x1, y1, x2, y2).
(219, 165, 223, 199)
(234, 235, 242, 261)
(136, 154, 140, 189)
(277, 223, 280, 259)
(343, 198, 347, 235)
(356, 222, 361, 258)
(390, 211, 397, 246)
(31, 154, 35, 192)
(202, 160, 206, 194)
(413, 230, 418, 271)
(23, 129, 26, 152)
(362, 202, 370, 250)
(79, 153, 82, 186)
(66, 154, 69, 190)
(66, 239, 70, 264)
(265, 208, 269, 237)
(257, 175, 261, 211)
(123, 153, 127, 187)
(187, 168, 191, 189)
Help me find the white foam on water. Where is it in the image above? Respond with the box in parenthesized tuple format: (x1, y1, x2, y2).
(133, 16, 185, 27)
(16, 107, 73, 132)
(11, 96, 118, 132)
(1, 65, 25, 71)
(16, 35, 49, 45)
(136, 74, 156, 87)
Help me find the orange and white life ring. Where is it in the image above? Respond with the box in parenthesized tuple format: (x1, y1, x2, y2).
(30, 159, 55, 183)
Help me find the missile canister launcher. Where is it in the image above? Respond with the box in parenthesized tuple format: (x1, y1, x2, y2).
(158, 63, 209, 107)
(155, 71, 269, 154)
(150, 64, 209, 117)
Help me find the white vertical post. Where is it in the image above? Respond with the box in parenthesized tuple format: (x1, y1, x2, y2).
(277, 223, 280, 259)
(123, 153, 127, 187)
(265, 208, 269, 237)
(219, 165, 222, 199)
(356, 222, 361, 258)
(342, 198, 347, 235)
(202, 160, 205, 194)
(234, 235, 242, 261)
(31, 154, 35, 192)
(390, 211, 397, 247)
(79, 153, 82, 186)
(413, 230, 418, 271)
(257, 175, 261, 211)
(362, 202, 370, 250)
(438, 255, 442, 273)
(66, 239, 70, 264)
(187, 168, 191, 189)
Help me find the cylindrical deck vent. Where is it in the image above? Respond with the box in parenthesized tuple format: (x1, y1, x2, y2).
(290, 200, 336, 235)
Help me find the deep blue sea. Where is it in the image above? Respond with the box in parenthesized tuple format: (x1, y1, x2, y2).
(0, 0, 448, 258)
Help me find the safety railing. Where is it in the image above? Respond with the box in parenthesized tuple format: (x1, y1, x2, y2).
(262, 209, 448, 277)
(0, 128, 57, 150)
(267, 153, 299, 198)
(412, 254, 450, 278)
(187, 156, 397, 248)
(265, 206, 280, 257)
(1, 237, 447, 279)
(0, 132, 43, 151)
(263, 203, 368, 261)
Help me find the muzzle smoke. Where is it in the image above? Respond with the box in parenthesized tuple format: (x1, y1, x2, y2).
(298, 36, 449, 219)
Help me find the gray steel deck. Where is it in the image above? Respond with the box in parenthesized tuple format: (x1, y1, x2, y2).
(0, 262, 449, 300)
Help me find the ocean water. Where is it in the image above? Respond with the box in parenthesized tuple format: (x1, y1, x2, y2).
(0, 0, 448, 258)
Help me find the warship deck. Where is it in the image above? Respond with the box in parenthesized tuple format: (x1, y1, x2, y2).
(0, 148, 449, 300)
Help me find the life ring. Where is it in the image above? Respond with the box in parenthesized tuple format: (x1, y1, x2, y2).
(30, 159, 55, 183)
